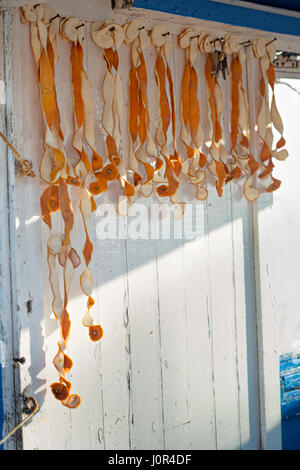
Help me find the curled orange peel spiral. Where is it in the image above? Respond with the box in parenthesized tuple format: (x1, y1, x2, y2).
(253, 38, 288, 194)
(205, 52, 228, 197)
(62, 18, 104, 348)
(124, 20, 160, 201)
(151, 25, 181, 206)
(91, 22, 135, 215)
(179, 28, 206, 201)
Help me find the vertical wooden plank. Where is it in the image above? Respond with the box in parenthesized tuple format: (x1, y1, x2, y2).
(125, 231, 165, 450)
(118, 30, 165, 449)
(172, 32, 217, 449)
(9, 7, 64, 450)
(0, 8, 20, 450)
(227, 52, 261, 450)
(94, 221, 131, 450)
(151, 28, 193, 450)
(230, 185, 261, 450)
(155, 236, 191, 449)
(88, 18, 131, 449)
(66, 23, 105, 451)
(206, 185, 240, 450)
(181, 203, 217, 449)
(246, 47, 282, 450)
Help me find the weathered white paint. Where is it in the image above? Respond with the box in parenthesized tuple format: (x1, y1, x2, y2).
(246, 48, 282, 450)
(1, 0, 295, 450)
(0, 8, 25, 450)
(268, 78, 300, 358)
(0, 10, 16, 450)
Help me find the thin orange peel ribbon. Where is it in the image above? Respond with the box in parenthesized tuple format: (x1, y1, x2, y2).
(228, 37, 261, 202)
(201, 34, 229, 198)
(22, 5, 81, 407)
(61, 17, 104, 344)
(179, 28, 207, 202)
(124, 19, 160, 202)
(253, 38, 288, 193)
(91, 21, 135, 216)
(151, 24, 184, 217)
(21, 5, 68, 184)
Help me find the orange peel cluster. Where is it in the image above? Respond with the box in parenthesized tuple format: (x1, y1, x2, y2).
(253, 38, 288, 194)
(21, 7, 288, 408)
(179, 29, 207, 201)
(21, 5, 103, 409)
(124, 19, 161, 202)
(151, 25, 183, 216)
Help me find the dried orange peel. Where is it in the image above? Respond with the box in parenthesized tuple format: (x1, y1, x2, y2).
(229, 40, 260, 201)
(124, 19, 159, 201)
(22, 5, 81, 407)
(179, 28, 207, 201)
(253, 38, 288, 193)
(22, 11, 292, 411)
(204, 45, 228, 198)
(21, 5, 68, 184)
(41, 178, 81, 408)
(91, 21, 135, 216)
(151, 25, 183, 212)
(61, 18, 104, 343)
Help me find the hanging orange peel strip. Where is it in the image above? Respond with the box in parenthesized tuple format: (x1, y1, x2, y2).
(225, 35, 261, 202)
(253, 38, 288, 193)
(178, 28, 207, 202)
(124, 19, 161, 201)
(91, 22, 135, 217)
(200, 34, 229, 198)
(41, 178, 82, 408)
(150, 25, 184, 216)
(61, 18, 103, 344)
(21, 5, 68, 184)
(21, 6, 81, 407)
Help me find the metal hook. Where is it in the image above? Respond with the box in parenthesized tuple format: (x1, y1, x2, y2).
(49, 14, 60, 22)
(240, 40, 251, 46)
(266, 37, 277, 46)
(210, 36, 224, 44)
(162, 32, 170, 37)
(75, 23, 85, 30)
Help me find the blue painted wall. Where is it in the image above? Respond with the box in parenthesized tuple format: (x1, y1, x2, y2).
(280, 354, 300, 450)
(134, 0, 300, 36)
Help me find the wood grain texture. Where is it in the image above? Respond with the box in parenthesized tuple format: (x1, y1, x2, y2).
(0, 9, 20, 450)
(246, 47, 282, 450)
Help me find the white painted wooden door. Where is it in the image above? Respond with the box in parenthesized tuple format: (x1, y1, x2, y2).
(1, 0, 291, 450)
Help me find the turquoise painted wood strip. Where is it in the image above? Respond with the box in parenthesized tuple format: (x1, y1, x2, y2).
(134, 0, 300, 36)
